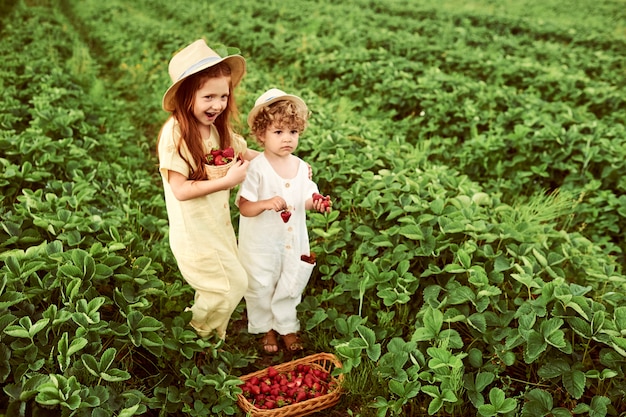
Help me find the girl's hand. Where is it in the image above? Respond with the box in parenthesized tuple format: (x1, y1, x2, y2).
(223, 159, 249, 188)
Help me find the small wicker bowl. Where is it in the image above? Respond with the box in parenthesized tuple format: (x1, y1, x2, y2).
(237, 353, 344, 417)
(205, 159, 235, 180)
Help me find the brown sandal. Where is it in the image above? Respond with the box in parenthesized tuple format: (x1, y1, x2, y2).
(282, 332, 304, 351)
(260, 330, 279, 355)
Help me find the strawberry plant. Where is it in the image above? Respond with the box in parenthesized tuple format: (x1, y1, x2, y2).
(2, 0, 626, 416)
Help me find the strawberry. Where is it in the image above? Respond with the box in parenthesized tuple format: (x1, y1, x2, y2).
(295, 389, 307, 403)
(280, 210, 291, 223)
(301, 253, 316, 264)
(241, 363, 336, 409)
(213, 155, 225, 166)
(312, 193, 332, 211)
(267, 366, 279, 378)
(222, 147, 234, 158)
(206, 147, 235, 165)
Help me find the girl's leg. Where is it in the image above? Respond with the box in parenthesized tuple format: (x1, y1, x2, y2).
(187, 290, 231, 339)
(188, 261, 248, 339)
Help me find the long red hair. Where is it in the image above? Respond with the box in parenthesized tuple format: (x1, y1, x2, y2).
(158, 62, 240, 181)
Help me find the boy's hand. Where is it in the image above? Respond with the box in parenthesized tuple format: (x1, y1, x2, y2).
(265, 196, 287, 212)
(312, 193, 332, 213)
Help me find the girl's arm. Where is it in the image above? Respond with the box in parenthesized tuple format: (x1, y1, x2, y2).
(168, 159, 249, 201)
(239, 196, 287, 217)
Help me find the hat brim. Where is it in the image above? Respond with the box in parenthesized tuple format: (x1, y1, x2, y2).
(162, 55, 246, 112)
(247, 94, 308, 128)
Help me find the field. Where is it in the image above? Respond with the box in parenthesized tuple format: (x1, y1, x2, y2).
(1, 0, 626, 416)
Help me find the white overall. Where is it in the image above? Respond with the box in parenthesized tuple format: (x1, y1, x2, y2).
(237, 153, 318, 335)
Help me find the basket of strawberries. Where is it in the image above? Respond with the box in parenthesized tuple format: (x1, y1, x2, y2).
(237, 353, 344, 417)
(205, 147, 237, 180)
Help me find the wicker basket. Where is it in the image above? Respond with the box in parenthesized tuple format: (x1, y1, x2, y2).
(205, 159, 235, 180)
(237, 353, 344, 417)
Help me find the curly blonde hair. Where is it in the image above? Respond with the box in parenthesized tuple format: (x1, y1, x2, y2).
(250, 100, 308, 145)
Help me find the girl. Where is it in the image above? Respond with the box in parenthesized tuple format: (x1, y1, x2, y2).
(236, 88, 332, 354)
(157, 39, 257, 340)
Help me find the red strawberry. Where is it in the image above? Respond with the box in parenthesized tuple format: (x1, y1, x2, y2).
(213, 155, 225, 166)
(312, 193, 332, 210)
(210, 149, 222, 157)
(295, 389, 307, 402)
(280, 210, 291, 223)
(222, 147, 234, 158)
(267, 366, 278, 378)
(300, 253, 316, 264)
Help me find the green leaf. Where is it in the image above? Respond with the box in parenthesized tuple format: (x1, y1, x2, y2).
(67, 337, 88, 356)
(537, 358, 569, 379)
(562, 369, 585, 400)
(430, 199, 444, 215)
(82, 354, 101, 377)
(467, 313, 487, 333)
(399, 224, 423, 240)
(588, 395, 610, 417)
(99, 348, 116, 371)
(521, 389, 552, 417)
(100, 368, 131, 382)
(457, 249, 471, 269)
(494, 256, 511, 272)
(475, 372, 495, 392)
(424, 306, 443, 336)
(28, 318, 49, 338)
(525, 331, 547, 363)
(118, 404, 140, 417)
(478, 404, 497, 417)
(0, 291, 27, 309)
(305, 309, 327, 330)
(4, 326, 30, 339)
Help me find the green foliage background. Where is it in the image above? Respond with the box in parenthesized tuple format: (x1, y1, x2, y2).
(1, 0, 625, 416)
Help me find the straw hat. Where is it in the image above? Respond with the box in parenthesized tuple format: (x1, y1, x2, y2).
(247, 88, 308, 128)
(162, 39, 246, 112)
